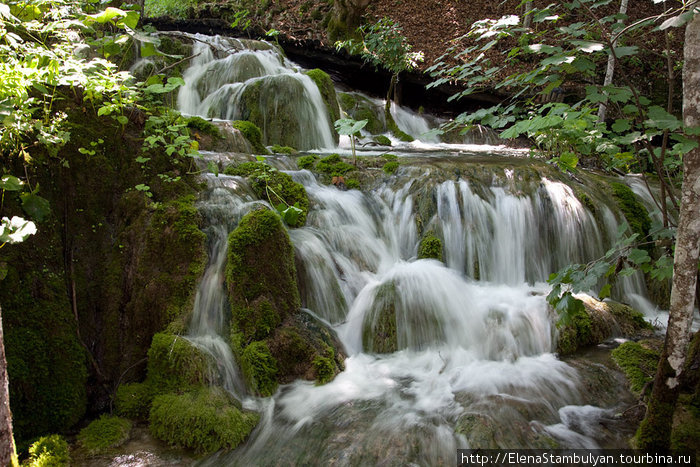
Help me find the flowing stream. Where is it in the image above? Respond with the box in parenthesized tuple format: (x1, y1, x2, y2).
(160, 34, 660, 464)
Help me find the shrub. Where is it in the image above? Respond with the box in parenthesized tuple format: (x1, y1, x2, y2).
(27, 434, 69, 467)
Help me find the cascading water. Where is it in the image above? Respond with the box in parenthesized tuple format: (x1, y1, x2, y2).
(160, 33, 663, 464)
(177, 34, 335, 150)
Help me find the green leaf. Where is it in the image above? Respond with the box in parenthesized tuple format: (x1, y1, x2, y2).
(87, 7, 127, 24)
(117, 115, 128, 125)
(598, 283, 612, 300)
(0, 216, 37, 244)
(0, 175, 23, 191)
(135, 184, 150, 192)
(627, 248, 651, 266)
(645, 106, 681, 131)
(20, 193, 51, 222)
(612, 46, 638, 57)
(611, 119, 631, 133)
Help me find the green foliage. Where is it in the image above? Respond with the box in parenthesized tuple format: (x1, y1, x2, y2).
(345, 178, 361, 190)
(336, 18, 424, 76)
(231, 120, 268, 154)
(382, 161, 399, 174)
(297, 154, 319, 170)
(77, 415, 132, 455)
(240, 340, 279, 396)
(611, 341, 660, 394)
(145, 0, 199, 19)
(315, 154, 355, 176)
(417, 233, 443, 261)
(146, 333, 211, 395)
(224, 161, 308, 227)
(114, 382, 154, 420)
(27, 435, 69, 467)
(269, 144, 298, 154)
(149, 387, 259, 454)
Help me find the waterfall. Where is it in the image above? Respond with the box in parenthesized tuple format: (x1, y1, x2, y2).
(177, 34, 335, 150)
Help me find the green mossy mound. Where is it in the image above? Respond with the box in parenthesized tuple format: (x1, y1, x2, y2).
(239, 340, 279, 397)
(338, 92, 386, 135)
(232, 120, 268, 154)
(362, 282, 399, 354)
(297, 154, 319, 170)
(316, 154, 355, 177)
(374, 135, 392, 146)
(611, 340, 661, 394)
(0, 265, 87, 444)
(269, 144, 298, 154)
(556, 296, 653, 355)
(114, 382, 153, 420)
(77, 415, 132, 455)
(382, 161, 400, 174)
(26, 434, 70, 467)
(227, 209, 300, 345)
(611, 182, 652, 240)
(224, 162, 309, 228)
(146, 333, 212, 395)
(418, 233, 443, 261)
(149, 387, 259, 455)
(304, 68, 341, 142)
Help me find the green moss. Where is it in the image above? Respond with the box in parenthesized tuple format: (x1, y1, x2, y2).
(386, 112, 414, 142)
(382, 161, 400, 174)
(611, 182, 652, 240)
(313, 352, 336, 384)
(611, 341, 660, 394)
(607, 301, 653, 332)
(556, 305, 593, 355)
(149, 387, 259, 454)
(224, 162, 309, 227)
(0, 265, 87, 443)
(670, 401, 700, 454)
(316, 154, 355, 176)
(146, 333, 211, 395)
(418, 233, 443, 261)
(297, 154, 319, 170)
(240, 340, 279, 397)
(374, 135, 392, 146)
(232, 120, 268, 154)
(269, 144, 298, 154)
(186, 116, 221, 139)
(78, 415, 132, 455)
(346, 178, 361, 190)
(355, 107, 384, 135)
(27, 434, 70, 467)
(338, 92, 357, 111)
(362, 282, 398, 354)
(226, 209, 301, 344)
(381, 153, 398, 161)
(304, 69, 340, 140)
(114, 382, 154, 420)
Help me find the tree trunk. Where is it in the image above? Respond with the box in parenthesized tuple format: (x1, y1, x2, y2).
(328, 0, 373, 41)
(597, 0, 629, 123)
(0, 305, 17, 467)
(636, 10, 700, 450)
(522, 1, 533, 29)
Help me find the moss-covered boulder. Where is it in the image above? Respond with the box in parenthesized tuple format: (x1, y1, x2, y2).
(114, 382, 153, 421)
(362, 282, 399, 354)
(611, 340, 661, 394)
(149, 387, 259, 455)
(338, 92, 386, 135)
(146, 333, 212, 395)
(77, 415, 132, 456)
(227, 209, 300, 344)
(224, 162, 309, 228)
(417, 233, 443, 261)
(556, 296, 654, 355)
(231, 120, 268, 154)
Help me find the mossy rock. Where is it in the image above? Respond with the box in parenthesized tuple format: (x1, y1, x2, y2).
(266, 312, 345, 385)
(269, 144, 298, 154)
(374, 135, 392, 146)
(338, 92, 357, 111)
(382, 161, 399, 174)
(226, 208, 301, 345)
(670, 397, 700, 456)
(611, 340, 661, 394)
(297, 154, 319, 170)
(556, 296, 653, 355)
(27, 434, 70, 467)
(418, 233, 443, 261)
(315, 154, 355, 177)
(224, 162, 308, 227)
(146, 333, 212, 395)
(232, 120, 268, 154)
(304, 68, 341, 142)
(611, 182, 652, 241)
(114, 382, 154, 420)
(186, 116, 221, 139)
(78, 415, 132, 456)
(149, 387, 259, 455)
(362, 282, 399, 354)
(386, 111, 414, 142)
(239, 340, 279, 397)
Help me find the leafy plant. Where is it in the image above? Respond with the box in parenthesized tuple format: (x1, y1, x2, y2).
(334, 118, 367, 165)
